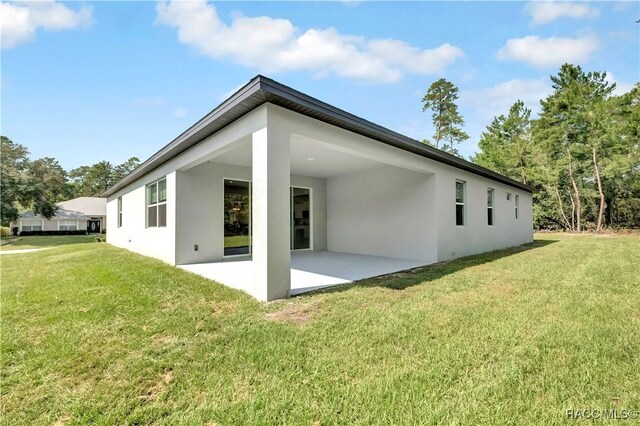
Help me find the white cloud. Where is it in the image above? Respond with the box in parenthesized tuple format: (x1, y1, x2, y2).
(0, 0, 92, 49)
(604, 72, 636, 95)
(173, 107, 187, 118)
(525, 1, 599, 25)
(155, 0, 464, 84)
(462, 79, 552, 120)
(496, 35, 598, 68)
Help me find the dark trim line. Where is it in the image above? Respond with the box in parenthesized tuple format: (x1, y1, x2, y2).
(103, 75, 532, 197)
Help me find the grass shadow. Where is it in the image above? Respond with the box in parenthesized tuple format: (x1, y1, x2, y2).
(300, 238, 558, 296)
(0, 235, 98, 250)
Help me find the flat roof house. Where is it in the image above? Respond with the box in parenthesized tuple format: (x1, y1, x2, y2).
(103, 76, 533, 301)
(14, 197, 107, 235)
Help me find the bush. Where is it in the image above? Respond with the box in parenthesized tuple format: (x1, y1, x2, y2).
(18, 230, 88, 236)
(0, 227, 10, 239)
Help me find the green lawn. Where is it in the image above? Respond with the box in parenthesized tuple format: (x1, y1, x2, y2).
(1, 234, 639, 424)
(224, 235, 250, 248)
(0, 235, 97, 250)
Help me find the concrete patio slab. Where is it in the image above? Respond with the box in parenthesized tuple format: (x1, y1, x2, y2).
(178, 251, 427, 296)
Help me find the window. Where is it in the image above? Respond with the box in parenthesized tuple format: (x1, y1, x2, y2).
(21, 220, 42, 231)
(515, 194, 519, 219)
(506, 192, 512, 201)
(59, 220, 77, 231)
(224, 179, 251, 256)
(147, 178, 167, 227)
(455, 180, 465, 226)
(291, 187, 311, 250)
(487, 188, 495, 226)
(118, 196, 123, 227)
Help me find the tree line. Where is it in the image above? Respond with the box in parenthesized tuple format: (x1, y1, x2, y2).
(422, 64, 639, 231)
(0, 135, 139, 226)
(2, 64, 637, 231)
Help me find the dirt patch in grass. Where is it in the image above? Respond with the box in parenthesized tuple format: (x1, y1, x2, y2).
(53, 415, 70, 426)
(161, 300, 176, 311)
(142, 370, 174, 401)
(153, 334, 178, 346)
(208, 300, 236, 316)
(265, 301, 321, 326)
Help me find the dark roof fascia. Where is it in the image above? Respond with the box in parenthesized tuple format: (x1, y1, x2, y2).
(103, 75, 532, 196)
(102, 76, 266, 197)
(257, 76, 531, 192)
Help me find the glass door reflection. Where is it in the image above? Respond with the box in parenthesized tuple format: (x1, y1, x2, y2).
(291, 187, 311, 250)
(224, 179, 251, 256)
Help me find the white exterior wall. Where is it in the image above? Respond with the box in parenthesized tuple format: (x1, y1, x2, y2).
(325, 163, 532, 263)
(18, 218, 88, 232)
(106, 106, 270, 265)
(175, 162, 327, 265)
(43, 219, 57, 231)
(433, 166, 533, 261)
(270, 105, 533, 262)
(327, 165, 437, 262)
(107, 102, 533, 297)
(106, 172, 177, 264)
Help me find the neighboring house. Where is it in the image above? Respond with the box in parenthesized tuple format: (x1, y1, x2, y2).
(103, 76, 533, 301)
(14, 197, 107, 235)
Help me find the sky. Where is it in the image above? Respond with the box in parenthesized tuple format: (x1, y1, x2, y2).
(1, 0, 639, 170)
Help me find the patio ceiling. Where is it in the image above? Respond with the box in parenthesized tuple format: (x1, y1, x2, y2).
(211, 134, 386, 178)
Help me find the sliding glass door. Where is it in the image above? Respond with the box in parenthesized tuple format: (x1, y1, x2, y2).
(223, 179, 251, 256)
(223, 181, 312, 256)
(291, 187, 311, 250)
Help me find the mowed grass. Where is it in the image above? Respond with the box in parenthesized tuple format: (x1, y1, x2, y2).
(1, 234, 639, 424)
(223, 235, 250, 248)
(0, 235, 96, 250)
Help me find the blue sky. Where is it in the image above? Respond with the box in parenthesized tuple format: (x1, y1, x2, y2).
(2, 1, 638, 170)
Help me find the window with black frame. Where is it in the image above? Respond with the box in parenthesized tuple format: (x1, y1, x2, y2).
(147, 178, 167, 228)
(487, 188, 494, 226)
(291, 187, 311, 250)
(118, 196, 123, 227)
(456, 180, 465, 226)
(224, 179, 251, 256)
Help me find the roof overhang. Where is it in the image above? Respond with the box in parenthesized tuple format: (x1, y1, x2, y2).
(102, 75, 532, 197)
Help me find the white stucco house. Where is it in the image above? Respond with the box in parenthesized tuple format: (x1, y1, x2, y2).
(103, 76, 533, 301)
(14, 197, 107, 235)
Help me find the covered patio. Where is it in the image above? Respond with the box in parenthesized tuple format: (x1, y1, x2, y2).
(171, 102, 438, 300)
(179, 251, 427, 296)
(104, 76, 532, 302)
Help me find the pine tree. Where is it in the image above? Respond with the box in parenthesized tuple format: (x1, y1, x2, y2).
(422, 78, 469, 155)
(474, 100, 532, 184)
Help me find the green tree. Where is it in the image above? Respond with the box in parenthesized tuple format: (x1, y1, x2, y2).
(28, 157, 69, 221)
(69, 157, 140, 197)
(537, 64, 615, 232)
(0, 137, 62, 225)
(473, 100, 533, 184)
(69, 161, 114, 197)
(1, 136, 30, 225)
(604, 84, 640, 227)
(29, 157, 70, 202)
(112, 157, 140, 184)
(421, 78, 469, 155)
(472, 65, 638, 232)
